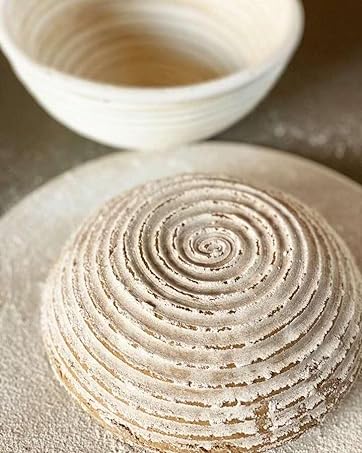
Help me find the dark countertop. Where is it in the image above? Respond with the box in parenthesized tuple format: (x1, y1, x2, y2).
(0, 0, 361, 216)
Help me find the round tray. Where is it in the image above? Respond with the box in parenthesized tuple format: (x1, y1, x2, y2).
(0, 142, 361, 453)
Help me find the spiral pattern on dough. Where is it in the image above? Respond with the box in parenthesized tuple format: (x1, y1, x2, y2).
(42, 174, 362, 452)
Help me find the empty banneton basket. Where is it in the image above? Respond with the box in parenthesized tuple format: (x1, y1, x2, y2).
(0, 0, 304, 150)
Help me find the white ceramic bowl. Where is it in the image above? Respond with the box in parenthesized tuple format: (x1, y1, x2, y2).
(0, 0, 304, 151)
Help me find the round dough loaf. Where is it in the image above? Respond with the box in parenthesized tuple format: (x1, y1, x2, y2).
(42, 174, 362, 452)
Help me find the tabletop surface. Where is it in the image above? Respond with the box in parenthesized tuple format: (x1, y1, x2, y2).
(0, 0, 361, 216)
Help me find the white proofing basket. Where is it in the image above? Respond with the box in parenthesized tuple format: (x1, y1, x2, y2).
(0, 0, 304, 150)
